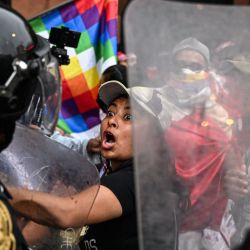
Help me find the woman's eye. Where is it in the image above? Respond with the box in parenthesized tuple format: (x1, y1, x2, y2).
(107, 111, 114, 117)
(124, 114, 132, 120)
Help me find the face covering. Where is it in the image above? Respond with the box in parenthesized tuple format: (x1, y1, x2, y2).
(170, 77, 211, 108)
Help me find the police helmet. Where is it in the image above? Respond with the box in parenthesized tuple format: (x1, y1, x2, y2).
(0, 5, 61, 135)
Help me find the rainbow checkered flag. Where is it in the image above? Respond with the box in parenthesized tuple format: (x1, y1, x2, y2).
(30, 0, 118, 136)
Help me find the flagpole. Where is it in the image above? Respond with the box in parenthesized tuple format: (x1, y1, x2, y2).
(29, 0, 73, 21)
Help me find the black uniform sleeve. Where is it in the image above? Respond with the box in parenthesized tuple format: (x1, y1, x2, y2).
(101, 165, 135, 215)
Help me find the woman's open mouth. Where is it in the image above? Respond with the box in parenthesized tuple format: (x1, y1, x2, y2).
(102, 131, 116, 150)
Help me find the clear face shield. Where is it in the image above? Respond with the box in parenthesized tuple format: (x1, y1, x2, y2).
(125, 1, 250, 249)
(21, 50, 61, 135)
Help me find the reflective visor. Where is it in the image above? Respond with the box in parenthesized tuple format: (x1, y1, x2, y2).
(0, 7, 35, 58)
(0, 6, 37, 119)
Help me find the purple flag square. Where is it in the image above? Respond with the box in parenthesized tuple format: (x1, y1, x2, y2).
(107, 19, 117, 38)
(81, 5, 100, 29)
(60, 2, 79, 22)
(61, 98, 80, 118)
(82, 108, 101, 129)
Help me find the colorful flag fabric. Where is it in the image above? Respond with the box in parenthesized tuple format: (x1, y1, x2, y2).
(30, 0, 118, 136)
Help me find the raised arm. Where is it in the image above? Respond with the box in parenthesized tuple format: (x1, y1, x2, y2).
(9, 184, 122, 229)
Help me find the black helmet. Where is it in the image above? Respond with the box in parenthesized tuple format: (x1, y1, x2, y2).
(0, 5, 61, 134)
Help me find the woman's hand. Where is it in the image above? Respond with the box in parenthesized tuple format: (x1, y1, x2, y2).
(224, 164, 250, 202)
(86, 136, 101, 154)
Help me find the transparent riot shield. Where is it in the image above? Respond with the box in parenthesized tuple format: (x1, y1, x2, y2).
(125, 1, 250, 249)
(0, 123, 99, 250)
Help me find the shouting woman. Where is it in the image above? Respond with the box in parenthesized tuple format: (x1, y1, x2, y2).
(9, 80, 138, 250)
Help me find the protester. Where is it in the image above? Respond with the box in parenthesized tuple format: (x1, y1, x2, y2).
(51, 64, 128, 167)
(132, 37, 249, 250)
(214, 45, 250, 249)
(165, 37, 237, 250)
(117, 51, 128, 67)
(9, 80, 138, 250)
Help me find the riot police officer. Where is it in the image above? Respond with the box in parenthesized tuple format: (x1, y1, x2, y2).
(0, 4, 60, 249)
